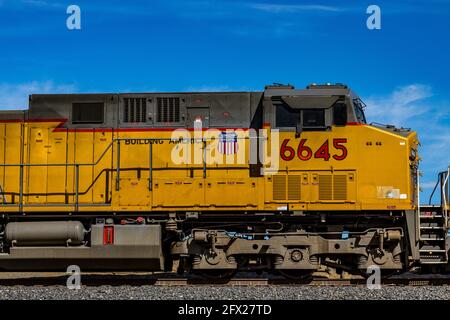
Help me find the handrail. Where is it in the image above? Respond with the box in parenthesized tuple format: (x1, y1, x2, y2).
(428, 170, 449, 205)
(416, 169, 420, 241)
(0, 136, 250, 168)
(442, 167, 449, 228)
(0, 136, 253, 212)
(428, 173, 441, 205)
(0, 140, 115, 168)
(0, 137, 116, 213)
(0, 183, 6, 204)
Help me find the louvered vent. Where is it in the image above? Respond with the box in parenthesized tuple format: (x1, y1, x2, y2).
(319, 174, 348, 200)
(288, 175, 301, 200)
(333, 175, 347, 200)
(318, 175, 333, 200)
(72, 102, 104, 124)
(273, 175, 286, 200)
(273, 175, 301, 201)
(157, 97, 180, 122)
(124, 98, 147, 123)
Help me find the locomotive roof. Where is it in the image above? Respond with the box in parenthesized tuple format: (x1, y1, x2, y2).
(27, 84, 353, 99)
(0, 84, 363, 130)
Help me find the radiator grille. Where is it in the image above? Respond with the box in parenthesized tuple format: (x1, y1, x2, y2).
(287, 175, 301, 200)
(319, 174, 348, 200)
(124, 98, 146, 123)
(333, 175, 347, 200)
(273, 175, 286, 200)
(318, 175, 333, 200)
(273, 175, 301, 201)
(157, 97, 180, 122)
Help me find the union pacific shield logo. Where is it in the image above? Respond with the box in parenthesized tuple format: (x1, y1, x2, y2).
(218, 132, 238, 155)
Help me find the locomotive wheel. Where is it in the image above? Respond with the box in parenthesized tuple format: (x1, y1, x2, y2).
(278, 270, 314, 281)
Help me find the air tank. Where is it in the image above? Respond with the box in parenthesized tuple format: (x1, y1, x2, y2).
(5, 221, 86, 246)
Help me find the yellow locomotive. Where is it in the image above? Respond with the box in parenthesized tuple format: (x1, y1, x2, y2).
(0, 83, 447, 277)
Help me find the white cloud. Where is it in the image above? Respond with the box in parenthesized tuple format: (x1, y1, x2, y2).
(21, 0, 49, 6)
(20, 0, 63, 8)
(0, 81, 76, 110)
(364, 84, 432, 126)
(420, 126, 450, 176)
(420, 181, 439, 189)
(0, 0, 64, 9)
(249, 3, 341, 13)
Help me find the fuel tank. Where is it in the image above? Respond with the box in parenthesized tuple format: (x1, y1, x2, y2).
(5, 221, 86, 246)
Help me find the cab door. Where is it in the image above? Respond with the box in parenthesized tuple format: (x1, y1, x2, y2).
(27, 127, 48, 203)
(46, 129, 67, 203)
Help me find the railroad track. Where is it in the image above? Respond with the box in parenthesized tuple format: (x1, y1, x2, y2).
(0, 272, 448, 286)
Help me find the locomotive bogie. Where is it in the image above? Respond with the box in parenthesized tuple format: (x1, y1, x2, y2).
(170, 226, 405, 275)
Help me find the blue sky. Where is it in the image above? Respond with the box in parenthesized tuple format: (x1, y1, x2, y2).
(0, 0, 449, 203)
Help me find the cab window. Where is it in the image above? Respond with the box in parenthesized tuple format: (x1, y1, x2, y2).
(353, 98, 367, 124)
(333, 102, 347, 126)
(276, 104, 300, 128)
(275, 105, 328, 130)
(302, 109, 325, 128)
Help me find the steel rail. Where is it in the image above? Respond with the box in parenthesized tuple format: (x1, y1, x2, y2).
(0, 273, 448, 287)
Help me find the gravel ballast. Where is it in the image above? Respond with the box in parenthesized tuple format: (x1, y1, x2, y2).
(0, 285, 448, 300)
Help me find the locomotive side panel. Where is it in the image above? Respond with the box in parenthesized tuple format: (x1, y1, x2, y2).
(2, 123, 23, 205)
(46, 129, 67, 204)
(27, 125, 48, 203)
(93, 131, 113, 204)
(265, 125, 415, 212)
(356, 125, 416, 210)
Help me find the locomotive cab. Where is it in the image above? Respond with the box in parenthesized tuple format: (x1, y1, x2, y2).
(262, 83, 416, 213)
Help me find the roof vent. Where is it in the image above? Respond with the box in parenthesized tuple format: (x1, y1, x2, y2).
(306, 83, 348, 89)
(265, 83, 295, 90)
(156, 97, 181, 123)
(124, 98, 147, 123)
